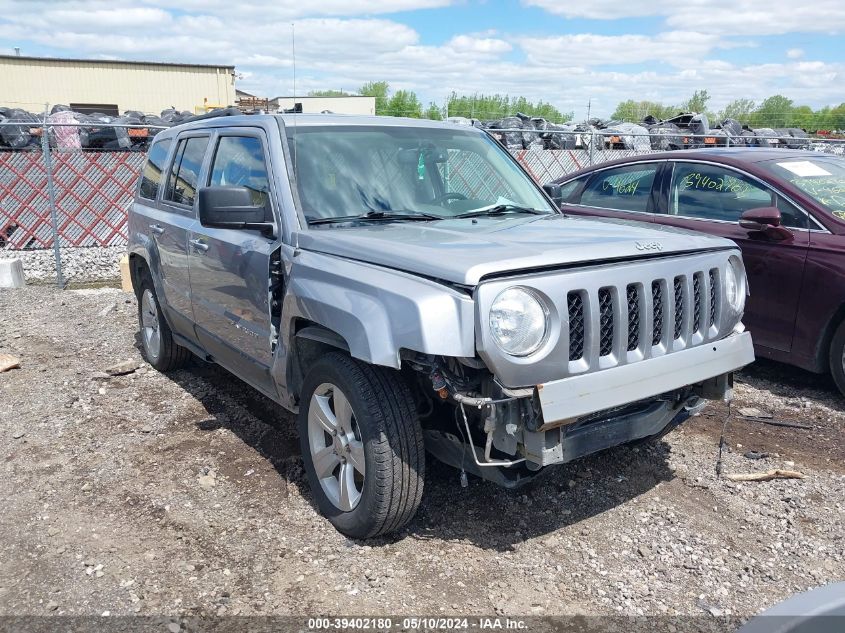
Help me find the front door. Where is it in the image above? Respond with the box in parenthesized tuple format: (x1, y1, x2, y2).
(187, 131, 277, 393)
(655, 161, 810, 353)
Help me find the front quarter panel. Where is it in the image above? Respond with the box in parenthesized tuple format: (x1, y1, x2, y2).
(284, 250, 476, 368)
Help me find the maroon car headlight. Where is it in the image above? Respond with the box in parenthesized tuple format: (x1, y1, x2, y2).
(725, 256, 747, 317)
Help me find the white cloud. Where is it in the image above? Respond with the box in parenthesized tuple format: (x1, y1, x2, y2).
(523, 0, 845, 35)
(786, 48, 805, 59)
(518, 31, 725, 67)
(1, 0, 843, 119)
(447, 34, 512, 55)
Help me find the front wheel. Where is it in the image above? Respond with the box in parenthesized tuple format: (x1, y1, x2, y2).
(829, 320, 845, 396)
(298, 352, 425, 539)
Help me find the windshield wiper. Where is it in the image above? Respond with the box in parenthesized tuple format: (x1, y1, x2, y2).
(307, 210, 445, 225)
(453, 204, 550, 219)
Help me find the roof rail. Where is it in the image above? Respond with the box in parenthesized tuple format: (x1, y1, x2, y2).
(182, 106, 246, 124)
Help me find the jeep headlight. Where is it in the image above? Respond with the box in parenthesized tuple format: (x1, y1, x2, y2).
(489, 287, 549, 356)
(725, 256, 746, 315)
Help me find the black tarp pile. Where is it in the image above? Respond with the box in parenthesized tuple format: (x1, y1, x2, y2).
(471, 110, 818, 152)
(643, 112, 812, 150)
(478, 113, 580, 150)
(0, 105, 197, 150)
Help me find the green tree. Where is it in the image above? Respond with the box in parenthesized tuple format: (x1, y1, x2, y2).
(445, 92, 571, 122)
(424, 102, 443, 120)
(611, 99, 676, 122)
(682, 90, 711, 115)
(358, 81, 390, 115)
(792, 105, 815, 130)
(750, 95, 795, 128)
(307, 89, 351, 97)
(385, 89, 423, 118)
(719, 98, 755, 123)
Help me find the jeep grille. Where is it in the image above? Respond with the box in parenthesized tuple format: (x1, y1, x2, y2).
(567, 266, 720, 365)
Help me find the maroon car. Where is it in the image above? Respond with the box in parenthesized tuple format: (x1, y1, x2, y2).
(549, 148, 845, 394)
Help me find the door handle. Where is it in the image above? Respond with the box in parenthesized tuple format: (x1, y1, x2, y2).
(149, 224, 165, 235)
(189, 238, 209, 253)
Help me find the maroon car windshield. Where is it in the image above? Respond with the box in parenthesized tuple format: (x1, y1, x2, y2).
(761, 156, 845, 220)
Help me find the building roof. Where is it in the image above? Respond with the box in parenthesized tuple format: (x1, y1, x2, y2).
(0, 54, 234, 70)
(271, 95, 373, 101)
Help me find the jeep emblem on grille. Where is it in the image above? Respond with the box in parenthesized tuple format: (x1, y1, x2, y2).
(635, 241, 663, 251)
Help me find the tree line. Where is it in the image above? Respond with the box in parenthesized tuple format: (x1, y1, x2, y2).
(310, 83, 845, 131)
(309, 81, 573, 123)
(612, 90, 845, 131)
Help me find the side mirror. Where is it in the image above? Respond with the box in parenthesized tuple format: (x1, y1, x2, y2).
(542, 183, 562, 203)
(739, 207, 791, 240)
(198, 186, 274, 236)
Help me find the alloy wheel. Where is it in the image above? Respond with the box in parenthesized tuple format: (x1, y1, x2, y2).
(141, 289, 162, 361)
(307, 383, 366, 511)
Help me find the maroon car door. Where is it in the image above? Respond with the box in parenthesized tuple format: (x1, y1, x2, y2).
(560, 162, 660, 224)
(653, 161, 810, 354)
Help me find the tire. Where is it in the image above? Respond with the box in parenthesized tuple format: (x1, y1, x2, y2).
(298, 352, 425, 539)
(829, 320, 845, 396)
(136, 275, 191, 372)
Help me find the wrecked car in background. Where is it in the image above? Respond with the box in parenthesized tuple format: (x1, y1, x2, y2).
(473, 110, 822, 153)
(127, 112, 754, 538)
(551, 148, 845, 395)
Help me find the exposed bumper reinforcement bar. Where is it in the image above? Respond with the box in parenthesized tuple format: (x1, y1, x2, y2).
(537, 331, 754, 424)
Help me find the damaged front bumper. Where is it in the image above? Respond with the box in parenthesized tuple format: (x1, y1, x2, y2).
(536, 331, 754, 425)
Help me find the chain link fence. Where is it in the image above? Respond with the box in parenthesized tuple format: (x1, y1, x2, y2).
(2, 121, 845, 285)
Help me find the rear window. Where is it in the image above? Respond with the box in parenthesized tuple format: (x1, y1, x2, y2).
(164, 137, 209, 207)
(578, 164, 658, 213)
(762, 158, 845, 220)
(138, 139, 172, 200)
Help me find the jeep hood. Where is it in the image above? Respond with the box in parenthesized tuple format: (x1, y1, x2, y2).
(295, 214, 735, 286)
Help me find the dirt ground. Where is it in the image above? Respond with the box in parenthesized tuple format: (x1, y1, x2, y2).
(0, 287, 843, 619)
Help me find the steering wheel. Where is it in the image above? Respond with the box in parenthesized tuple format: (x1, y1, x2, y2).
(432, 192, 468, 205)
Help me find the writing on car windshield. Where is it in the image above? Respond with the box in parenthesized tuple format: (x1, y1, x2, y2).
(286, 125, 554, 226)
(763, 158, 845, 218)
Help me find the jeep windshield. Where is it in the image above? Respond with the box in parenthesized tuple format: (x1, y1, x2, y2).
(286, 124, 557, 226)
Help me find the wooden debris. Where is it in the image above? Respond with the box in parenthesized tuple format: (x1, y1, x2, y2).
(739, 416, 813, 430)
(724, 469, 805, 482)
(0, 353, 21, 373)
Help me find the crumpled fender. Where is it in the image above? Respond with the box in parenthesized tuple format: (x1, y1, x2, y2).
(284, 250, 475, 368)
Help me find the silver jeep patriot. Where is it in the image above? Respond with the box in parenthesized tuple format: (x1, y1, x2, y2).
(127, 112, 754, 538)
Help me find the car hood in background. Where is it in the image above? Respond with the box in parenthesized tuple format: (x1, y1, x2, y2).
(295, 214, 736, 286)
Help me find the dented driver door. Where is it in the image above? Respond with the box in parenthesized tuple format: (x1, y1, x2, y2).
(186, 129, 278, 394)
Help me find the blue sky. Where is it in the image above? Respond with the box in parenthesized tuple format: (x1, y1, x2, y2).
(1, 0, 843, 118)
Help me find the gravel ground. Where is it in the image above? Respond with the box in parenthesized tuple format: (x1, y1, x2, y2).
(0, 287, 842, 620)
(0, 246, 123, 284)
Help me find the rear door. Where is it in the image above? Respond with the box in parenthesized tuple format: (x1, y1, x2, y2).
(560, 162, 661, 224)
(654, 160, 810, 353)
(187, 128, 277, 392)
(145, 134, 208, 336)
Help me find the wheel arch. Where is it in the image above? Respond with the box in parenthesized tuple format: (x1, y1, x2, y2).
(818, 301, 845, 373)
(128, 252, 150, 296)
(287, 320, 352, 405)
